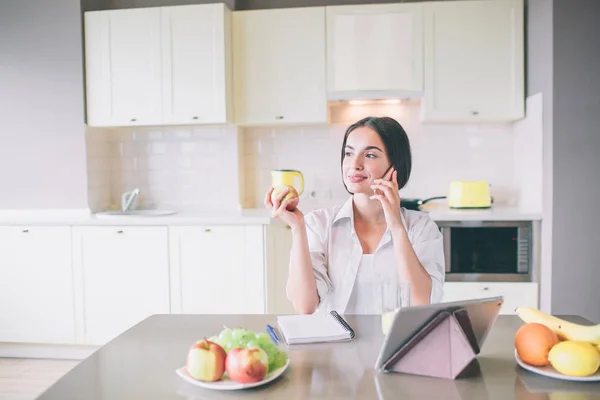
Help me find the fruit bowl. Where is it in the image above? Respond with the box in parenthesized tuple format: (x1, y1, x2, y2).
(176, 358, 290, 391)
(515, 350, 600, 382)
(513, 307, 600, 381)
(178, 326, 290, 390)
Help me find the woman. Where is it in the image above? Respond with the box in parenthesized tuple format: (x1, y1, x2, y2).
(264, 116, 445, 315)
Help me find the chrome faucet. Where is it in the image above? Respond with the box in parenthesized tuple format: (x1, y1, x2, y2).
(121, 188, 140, 212)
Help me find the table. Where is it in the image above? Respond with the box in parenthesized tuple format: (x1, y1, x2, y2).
(37, 314, 600, 399)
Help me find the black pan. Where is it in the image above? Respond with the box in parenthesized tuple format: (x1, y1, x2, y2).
(400, 196, 446, 211)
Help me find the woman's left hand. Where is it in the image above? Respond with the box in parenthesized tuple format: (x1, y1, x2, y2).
(370, 169, 404, 230)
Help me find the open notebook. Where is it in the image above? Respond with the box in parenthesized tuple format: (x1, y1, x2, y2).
(276, 311, 356, 345)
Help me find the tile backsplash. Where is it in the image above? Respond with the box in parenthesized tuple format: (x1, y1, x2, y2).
(243, 101, 520, 210)
(86, 100, 541, 214)
(240, 125, 349, 211)
(86, 125, 242, 213)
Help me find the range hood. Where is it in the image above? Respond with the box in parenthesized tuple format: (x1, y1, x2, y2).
(326, 89, 424, 102)
(327, 97, 421, 125)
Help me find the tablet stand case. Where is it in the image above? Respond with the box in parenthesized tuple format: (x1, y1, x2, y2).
(382, 308, 480, 380)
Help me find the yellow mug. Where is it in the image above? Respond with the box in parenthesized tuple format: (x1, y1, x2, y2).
(271, 169, 304, 195)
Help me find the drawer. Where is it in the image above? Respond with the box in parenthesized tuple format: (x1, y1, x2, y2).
(442, 282, 539, 315)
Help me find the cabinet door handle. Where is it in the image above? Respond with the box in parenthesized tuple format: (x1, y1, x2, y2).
(117, 230, 124, 234)
(22, 229, 29, 233)
(130, 118, 137, 122)
(470, 111, 479, 116)
(204, 228, 212, 232)
(192, 116, 198, 120)
(482, 287, 489, 291)
(275, 116, 284, 120)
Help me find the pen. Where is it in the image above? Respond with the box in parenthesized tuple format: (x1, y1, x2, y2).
(266, 324, 280, 344)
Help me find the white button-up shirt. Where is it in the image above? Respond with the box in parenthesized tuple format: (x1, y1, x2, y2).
(303, 196, 445, 314)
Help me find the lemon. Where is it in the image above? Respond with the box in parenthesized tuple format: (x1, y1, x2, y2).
(381, 311, 394, 335)
(548, 341, 600, 377)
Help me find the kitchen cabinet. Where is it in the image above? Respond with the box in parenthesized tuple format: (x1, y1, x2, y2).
(232, 7, 327, 125)
(421, 0, 524, 122)
(442, 282, 538, 315)
(325, 3, 423, 98)
(169, 226, 265, 314)
(72, 227, 170, 345)
(0, 227, 75, 345)
(84, 4, 232, 127)
(84, 8, 163, 127)
(265, 224, 295, 315)
(160, 4, 232, 125)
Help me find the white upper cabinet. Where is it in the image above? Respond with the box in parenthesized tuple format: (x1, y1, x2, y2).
(161, 4, 232, 125)
(232, 7, 327, 126)
(326, 3, 423, 98)
(84, 4, 232, 127)
(83, 1, 526, 127)
(421, 0, 524, 122)
(85, 8, 162, 127)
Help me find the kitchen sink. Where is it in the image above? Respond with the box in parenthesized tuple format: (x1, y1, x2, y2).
(94, 210, 177, 218)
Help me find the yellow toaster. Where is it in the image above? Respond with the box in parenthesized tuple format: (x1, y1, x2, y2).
(447, 181, 492, 209)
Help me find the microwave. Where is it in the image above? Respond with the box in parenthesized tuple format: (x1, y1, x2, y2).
(438, 220, 539, 282)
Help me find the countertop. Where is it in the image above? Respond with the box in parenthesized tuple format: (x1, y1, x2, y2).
(417, 203, 542, 222)
(0, 208, 277, 226)
(0, 203, 541, 226)
(36, 314, 599, 400)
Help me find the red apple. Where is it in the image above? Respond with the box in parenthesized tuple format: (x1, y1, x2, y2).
(271, 184, 299, 211)
(186, 339, 227, 382)
(225, 347, 269, 384)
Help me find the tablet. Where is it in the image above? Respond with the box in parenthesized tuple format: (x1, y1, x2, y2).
(374, 296, 504, 371)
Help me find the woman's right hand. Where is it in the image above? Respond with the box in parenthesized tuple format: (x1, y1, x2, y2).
(264, 186, 304, 229)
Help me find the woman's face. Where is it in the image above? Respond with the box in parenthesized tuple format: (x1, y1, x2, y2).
(342, 126, 392, 194)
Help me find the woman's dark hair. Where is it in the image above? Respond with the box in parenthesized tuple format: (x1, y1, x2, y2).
(341, 116, 412, 194)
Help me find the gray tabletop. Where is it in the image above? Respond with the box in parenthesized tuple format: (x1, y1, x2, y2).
(37, 314, 600, 400)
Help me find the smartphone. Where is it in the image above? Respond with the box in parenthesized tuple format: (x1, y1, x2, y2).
(382, 165, 394, 181)
(374, 165, 394, 195)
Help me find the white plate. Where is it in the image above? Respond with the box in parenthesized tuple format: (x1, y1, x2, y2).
(176, 359, 289, 391)
(515, 349, 600, 382)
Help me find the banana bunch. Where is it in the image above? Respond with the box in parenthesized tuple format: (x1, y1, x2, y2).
(515, 307, 600, 347)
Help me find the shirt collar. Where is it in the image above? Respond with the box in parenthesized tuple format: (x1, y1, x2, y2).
(332, 196, 410, 237)
(332, 196, 354, 226)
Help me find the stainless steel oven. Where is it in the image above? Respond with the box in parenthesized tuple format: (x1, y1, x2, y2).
(437, 220, 540, 282)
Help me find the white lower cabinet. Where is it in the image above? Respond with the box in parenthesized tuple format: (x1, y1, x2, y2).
(0, 226, 75, 344)
(264, 224, 295, 315)
(72, 226, 170, 345)
(442, 282, 538, 315)
(0, 221, 544, 352)
(169, 226, 265, 314)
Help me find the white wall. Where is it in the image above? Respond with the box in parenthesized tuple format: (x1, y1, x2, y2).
(526, 0, 553, 313)
(551, 0, 600, 323)
(0, 0, 88, 210)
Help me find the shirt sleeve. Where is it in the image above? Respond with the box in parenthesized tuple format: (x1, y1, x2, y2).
(302, 210, 334, 307)
(412, 216, 446, 304)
